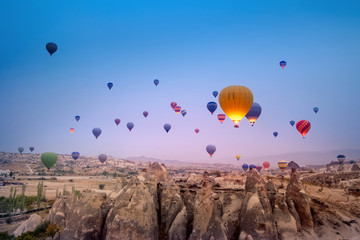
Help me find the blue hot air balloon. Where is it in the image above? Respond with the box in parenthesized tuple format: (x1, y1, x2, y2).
(92, 128, 102, 139)
(242, 164, 249, 172)
(290, 120, 295, 126)
(46, 42, 57, 56)
(154, 79, 159, 86)
(206, 144, 216, 157)
(313, 107, 319, 113)
(249, 164, 256, 169)
(273, 132, 278, 137)
(71, 152, 80, 160)
(280, 61, 286, 69)
(245, 102, 262, 126)
(75, 116, 80, 122)
(164, 123, 171, 133)
(337, 155, 346, 164)
(207, 102, 217, 115)
(127, 122, 134, 131)
(181, 110, 187, 117)
(212, 91, 218, 98)
(107, 82, 113, 90)
(350, 160, 356, 164)
(29, 147, 35, 152)
(18, 147, 24, 154)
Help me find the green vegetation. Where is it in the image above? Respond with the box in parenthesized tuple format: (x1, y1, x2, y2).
(13, 221, 60, 240)
(99, 184, 105, 190)
(102, 171, 108, 176)
(68, 179, 73, 182)
(71, 186, 81, 199)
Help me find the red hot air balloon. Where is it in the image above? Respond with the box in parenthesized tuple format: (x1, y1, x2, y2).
(174, 106, 181, 114)
(115, 118, 120, 126)
(170, 102, 177, 109)
(263, 161, 270, 170)
(195, 129, 199, 134)
(296, 120, 311, 138)
(217, 114, 226, 124)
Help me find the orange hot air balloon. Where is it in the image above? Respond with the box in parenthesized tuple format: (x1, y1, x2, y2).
(70, 128, 75, 133)
(296, 120, 311, 138)
(263, 161, 270, 170)
(174, 106, 181, 114)
(219, 86, 253, 128)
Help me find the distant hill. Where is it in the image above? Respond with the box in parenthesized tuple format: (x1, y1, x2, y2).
(125, 156, 195, 166)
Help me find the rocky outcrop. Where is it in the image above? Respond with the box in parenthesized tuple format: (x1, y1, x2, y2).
(287, 161, 300, 169)
(13, 214, 43, 237)
(351, 163, 360, 171)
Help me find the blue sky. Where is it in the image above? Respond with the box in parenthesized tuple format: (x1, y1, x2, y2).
(1, 0, 360, 165)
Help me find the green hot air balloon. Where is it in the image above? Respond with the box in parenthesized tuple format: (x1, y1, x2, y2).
(41, 152, 58, 170)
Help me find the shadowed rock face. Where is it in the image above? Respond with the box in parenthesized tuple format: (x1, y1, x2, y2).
(45, 162, 360, 240)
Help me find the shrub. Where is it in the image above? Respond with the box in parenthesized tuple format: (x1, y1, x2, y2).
(99, 184, 105, 190)
(50, 177, 57, 181)
(0, 231, 14, 240)
(68, 179, 73, 182)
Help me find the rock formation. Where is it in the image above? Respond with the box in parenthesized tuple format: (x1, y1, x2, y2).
(13, 214, 43, 237)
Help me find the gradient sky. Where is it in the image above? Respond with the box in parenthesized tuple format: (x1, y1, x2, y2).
(1, 0, 360, 165)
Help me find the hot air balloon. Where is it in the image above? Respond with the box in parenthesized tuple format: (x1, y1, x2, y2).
(278, 160, 287, 172)
(170, 102, 177, 109)
(71, 152, 80, 160)
(41, 152, 58, 170)
(206, 145, 216, 157)
(219, 86, 253, 128)
(273, 132, 278, 137)
(29, 147, 35, 152)
(217, 114, 226, 124)
(164, 123, 171, 133)
(75, 116, 80, 122)
(263, 161, 270, 170)
(279, 61, 286, 69)
(143, 111, 149, 118)
(174, 106, 181, 114)
(207, 102, 217, 115)
(98, 154, 107, 164)
(115, 118, 120, 126)
(296, 120, 311, 138)
(337, 155, 346, 164)
(107, 82, 113, 90)
(256, 166, 262, 172)
(313, 107, 319, 113)
(212, 91, 218, 98)
(181, 110, 187, 117)
(350, 160, 356, 164)
(46, 42, 57, 56)
(127, 122, 134, 131)
(70, 128, 75, 133)
(249, 164, 256, 169)
(92, 128, 102, 139)
(242, 164, 249, 172)
(245, 102, 262, 126)
(154, 79, 159, 86)
(236, 155, 241, 161)
(18, 147, 24, 154)
(290, 120, 295, 126)
(195, 129, 199, 134)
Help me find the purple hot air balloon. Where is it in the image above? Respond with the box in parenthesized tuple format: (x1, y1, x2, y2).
(143, 111, 149, 118)
(242, 163, 249, 172)
(164, 123, 171, 133)
(98, 154, 107, 164)
(249, 164, 256, 169)
(71, 152, 80, 160)
(245, 102, 262, 126)
(115, 118, 120, 126)
(170, 102, 177, 109)
(92, 128, 102, 139)
(181, 110, 187, 117)
(75, 116, 80, 122)
(206, 144, 216, 157)
(127, 122, 134, 131)
(256, 166, 262, 172)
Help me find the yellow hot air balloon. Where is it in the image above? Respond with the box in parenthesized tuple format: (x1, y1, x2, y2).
(219, 86, 253, 128)
(235, 154, 241, 161)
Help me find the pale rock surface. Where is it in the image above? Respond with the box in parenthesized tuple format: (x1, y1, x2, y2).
(13, 214, 43, 237)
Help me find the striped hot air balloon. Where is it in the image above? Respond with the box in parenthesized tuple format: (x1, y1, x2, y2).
(174, 106, 181, 114)
(296, 120, 311, 138)
(278, 160, 287, 172)
(217, 114, 226, 124)
(263, 161, 270, 170)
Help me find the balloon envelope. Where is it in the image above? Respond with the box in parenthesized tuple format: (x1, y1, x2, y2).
(164, 123, 171, 133)
(217, 114, 226, 124)
(70, 128, 75, 133)
(235, 155, 241, 161)
(29, 147, 35, 152)
(75, 116, 80, 122)
(280, 61, 286, 69)
(98, 154, 107, 164)
(278, 160, 287, 172)
(143, 111, 149, 118)
(46, 42, 57, 56)
(92, 128, 102, 139)
(256, 166, 262, 172)
(245, 102, 262, 126)
(273, 132, 278, 137)
(107, 82, 113, 90)
(127, 122, 134, 131)
(174, 106, 181, 114)
(41, 152, 58, 170)
(115, 118, 121, 126)
(242, 164, 249, 171)
(195, 129, 199, 134)
(71, 152, 80, 160)
(207, 102, 217, 115)
(206, 144, 216, 157)
(170, 102, 177, 109)
(313, 107, 319, 113)
(263, 161, 270, 170)
(249, 164, 256, 169)
(296, 120, 311, 138)
(154, 79, 159, 86)
(18, 147, 24, 154)
(219, 86, 253, 128)
(337, 155, 346, 163)
(290, 120, 295, 126)
(212, 91, 218, 98)
(181, 110, 187, 117)
(350, 160, 355, 164)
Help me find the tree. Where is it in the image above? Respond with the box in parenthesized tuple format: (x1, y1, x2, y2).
(45, 223, 60, 240)
(20, 184, 26, 213)
(37, 182, 43, 209)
